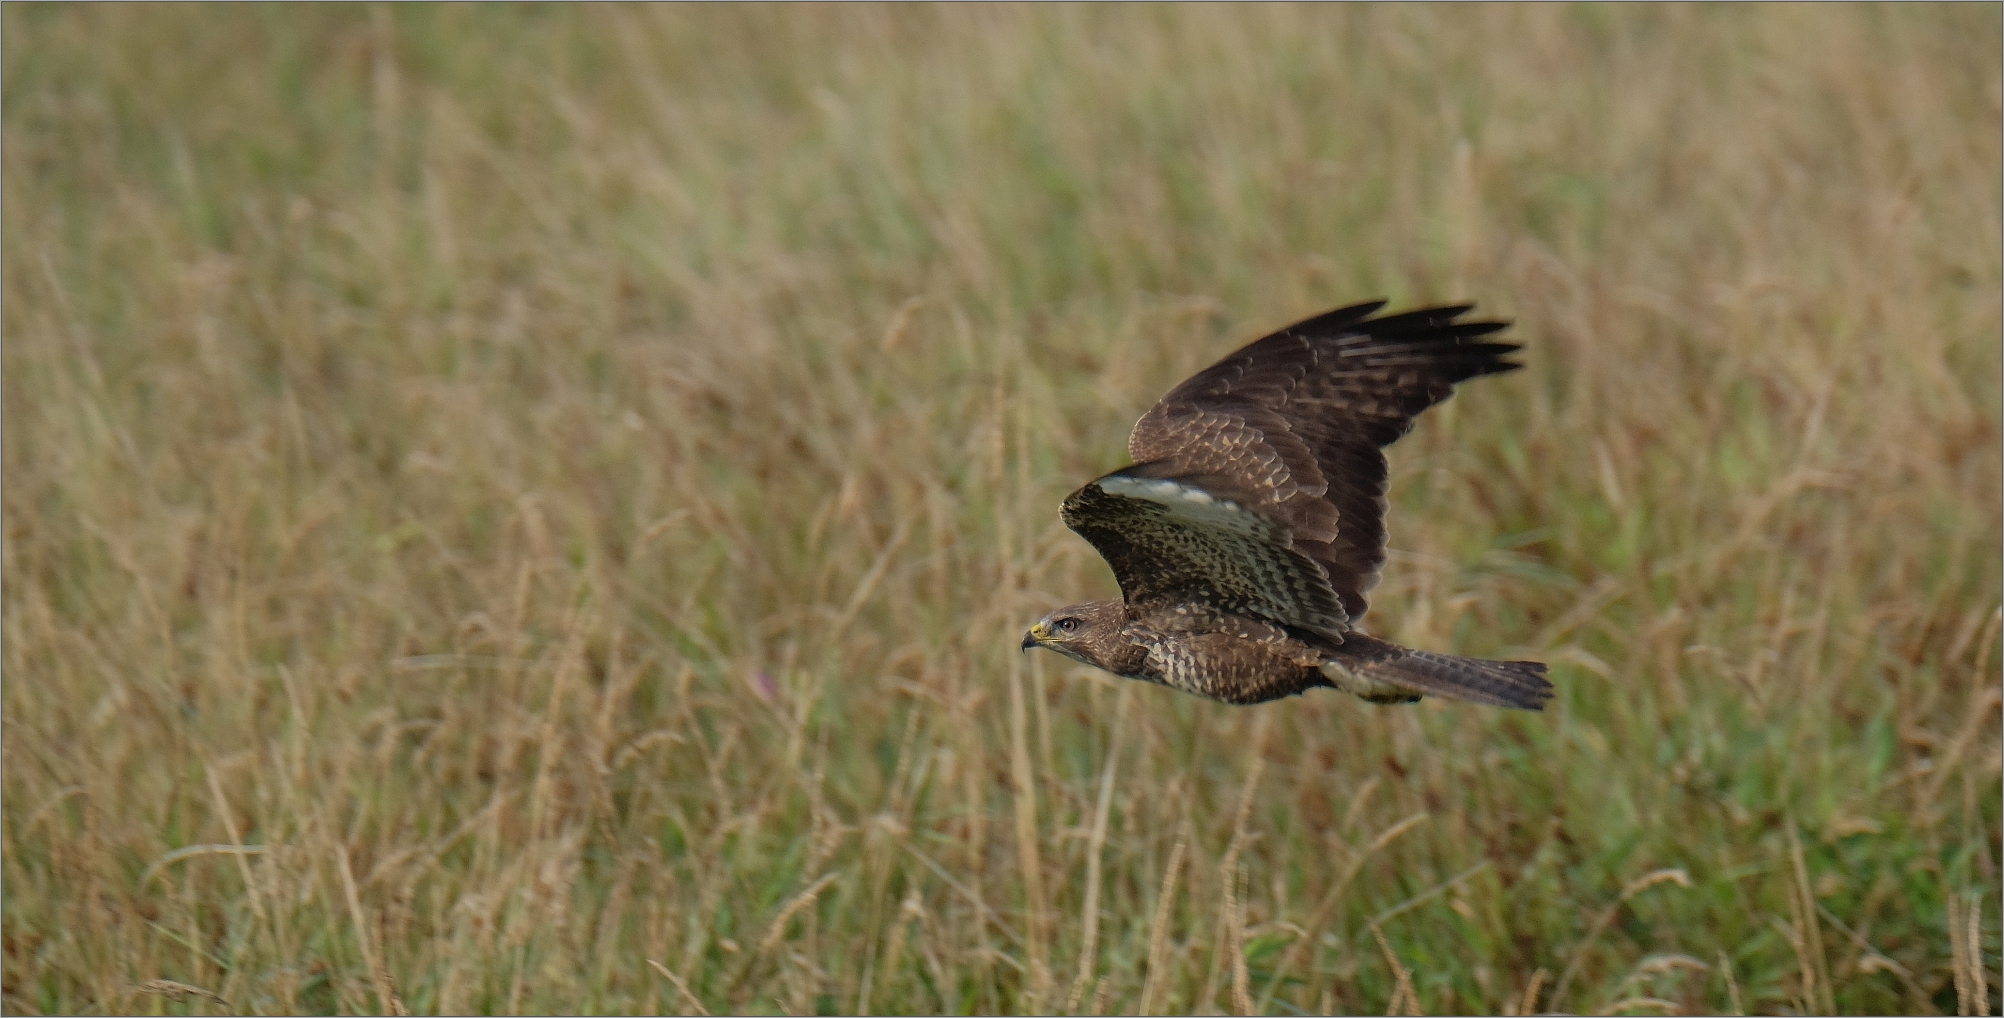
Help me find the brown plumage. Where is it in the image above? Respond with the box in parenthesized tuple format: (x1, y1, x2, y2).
(1022, 300, 1552, 710)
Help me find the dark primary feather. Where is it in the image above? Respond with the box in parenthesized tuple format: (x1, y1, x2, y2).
(1118, 300, 1522, 624)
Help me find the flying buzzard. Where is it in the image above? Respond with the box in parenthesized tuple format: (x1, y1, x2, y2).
(1022, 300, 1552, 710)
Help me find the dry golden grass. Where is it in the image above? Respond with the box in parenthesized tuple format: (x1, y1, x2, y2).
(3, 4, 1998, 1015)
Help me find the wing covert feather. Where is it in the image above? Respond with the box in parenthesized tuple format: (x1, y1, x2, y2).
(1060, 469, 1350, 640)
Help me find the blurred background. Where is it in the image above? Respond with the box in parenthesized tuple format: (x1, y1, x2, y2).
(3, 5, 1998, 1015)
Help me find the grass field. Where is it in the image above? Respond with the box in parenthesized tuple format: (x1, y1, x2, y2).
(4, 5, 1999, 1015)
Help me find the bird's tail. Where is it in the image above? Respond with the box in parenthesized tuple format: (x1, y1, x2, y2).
(1321, 633, 1552, 711)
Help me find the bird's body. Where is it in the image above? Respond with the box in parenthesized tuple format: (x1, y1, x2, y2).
(1023, 300, 1553, 711)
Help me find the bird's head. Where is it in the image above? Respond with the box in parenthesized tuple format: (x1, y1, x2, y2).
(1022, 600, 1128, 671)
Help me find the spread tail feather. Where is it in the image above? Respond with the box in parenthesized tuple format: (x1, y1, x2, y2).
(1322, 633, 1552, 711)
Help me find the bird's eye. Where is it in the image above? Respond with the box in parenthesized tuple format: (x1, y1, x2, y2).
(1056, 618, 1079, 634)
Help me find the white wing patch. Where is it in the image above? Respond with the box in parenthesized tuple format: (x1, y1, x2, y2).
(1095, 475, 1275, 540)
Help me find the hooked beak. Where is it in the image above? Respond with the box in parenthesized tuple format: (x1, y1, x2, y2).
(1021, 625, 1043, 652)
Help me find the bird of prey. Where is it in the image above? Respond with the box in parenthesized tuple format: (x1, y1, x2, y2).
(1022, 300, 1551, 710)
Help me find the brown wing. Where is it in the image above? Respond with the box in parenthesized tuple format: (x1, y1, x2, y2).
(1060, 469, 1350, 640)
(1124, 301, 1523, 622)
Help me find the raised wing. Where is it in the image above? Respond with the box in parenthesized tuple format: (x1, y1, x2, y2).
(1060, 466, 1351, 641)
(1127, 301, 1522, 621)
